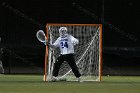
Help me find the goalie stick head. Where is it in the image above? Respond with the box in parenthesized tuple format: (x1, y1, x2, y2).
(36, 30, 47, 43)
(59, 27, 68, 37)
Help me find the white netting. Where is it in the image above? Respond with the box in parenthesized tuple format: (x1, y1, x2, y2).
(45, 24, 102, 81)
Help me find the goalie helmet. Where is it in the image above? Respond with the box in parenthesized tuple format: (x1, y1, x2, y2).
(59, 27, 68, 37)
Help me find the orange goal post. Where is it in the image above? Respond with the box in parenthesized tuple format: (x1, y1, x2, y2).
(44, 23, 102, 82)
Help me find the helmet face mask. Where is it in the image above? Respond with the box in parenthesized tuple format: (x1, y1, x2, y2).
(59, 27, 68, 37)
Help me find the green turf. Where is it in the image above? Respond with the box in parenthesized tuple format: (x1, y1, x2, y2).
(0, 74, 140, 93)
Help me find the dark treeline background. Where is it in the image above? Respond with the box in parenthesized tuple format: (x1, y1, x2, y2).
(0, 0, 140, 75)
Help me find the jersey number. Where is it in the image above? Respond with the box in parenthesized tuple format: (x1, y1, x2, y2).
(60, 42, 68, 48)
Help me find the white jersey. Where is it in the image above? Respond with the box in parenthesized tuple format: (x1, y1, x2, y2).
(53, 34, 79, 55)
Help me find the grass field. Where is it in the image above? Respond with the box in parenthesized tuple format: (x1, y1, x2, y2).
(0, 74, 140, 93)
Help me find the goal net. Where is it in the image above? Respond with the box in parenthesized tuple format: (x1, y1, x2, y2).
(44, 24, 102, 82)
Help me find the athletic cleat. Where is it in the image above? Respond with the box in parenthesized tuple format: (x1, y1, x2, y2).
(77, 77, 83, 82)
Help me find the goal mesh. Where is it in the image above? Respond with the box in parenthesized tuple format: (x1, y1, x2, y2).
(44, 24, 102, 81)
